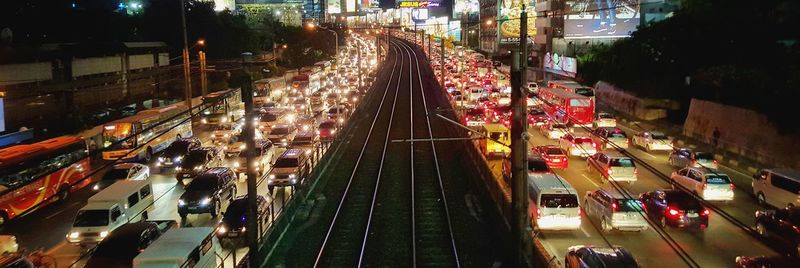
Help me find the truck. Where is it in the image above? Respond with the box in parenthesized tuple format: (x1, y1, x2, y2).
(290, 74, 310, 92)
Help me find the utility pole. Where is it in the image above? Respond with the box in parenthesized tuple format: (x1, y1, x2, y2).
(439, 37, 445, 86)
(428, 34, 432, 59)
(179, 0, 192, 111)
(199, 50, 207, 96)
(273, 43, 278, 68)
(240, 52, 260, 264)
(511, 7, 531, 268)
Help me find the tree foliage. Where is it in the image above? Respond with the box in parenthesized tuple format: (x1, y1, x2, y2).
(579, 0, 800, 132)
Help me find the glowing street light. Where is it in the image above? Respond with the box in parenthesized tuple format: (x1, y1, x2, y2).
(485, 19, 493, 26)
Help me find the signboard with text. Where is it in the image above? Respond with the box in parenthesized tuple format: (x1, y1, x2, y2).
(498, 0, 537, 44)
(327, 0, 342, 14)
(397, 1, 439, 8)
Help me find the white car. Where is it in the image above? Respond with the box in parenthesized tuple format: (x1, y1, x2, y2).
(211, 122, 242, 144)
(94, 163, 150, 191)
(540, 122, 571, 140)
(593, 112, 617, 128)
(632, 131, 672, 151)
(671, 167, 735, 201)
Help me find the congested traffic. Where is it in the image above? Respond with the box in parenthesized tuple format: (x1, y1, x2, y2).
(434, 45, 798, 267)
(0, 34, 378, 267)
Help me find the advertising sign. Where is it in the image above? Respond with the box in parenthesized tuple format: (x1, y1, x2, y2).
(564, 0, 640, 39)
(346, 0, 356, 13)
(398, 1, 427, 8)
(448, 21, 462, 42)
(0, 97, 4, 132)
(498, 0, 537, 44)
(412, 9, 429, 22)
(544, 52, 577, 78)
(327, 0, 341, 14)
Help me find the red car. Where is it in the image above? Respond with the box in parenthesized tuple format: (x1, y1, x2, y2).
(534, 145, 569, 169)
(318, 120, 337, 141)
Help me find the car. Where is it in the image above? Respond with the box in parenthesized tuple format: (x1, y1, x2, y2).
(639, 189, 709, 229)
(344, 90, 360, 104)
(84, 221, 171, 268)
(223, 130, 265, 157)
(291, 98, 309, 115)
(534, 145, 569, 169)
(267, 124, 297, 148)
(502, 156, 552, 183)
(256, 110, 283, 131)
(230, 139, 275, 176)
(267, 149, 309, 192)
(0, 235, 18, 254)
(292, 129, 320, 157)
(564, 245, 639, 268)
(593, 112, 617, 128)
(210, 122, 241, 144)
(670, 167, 735, 201)
(734, 255, 794, 268)
(318, 120, 338, 141)
(527, 108, 548, 126)
(175, 147, 224, 185)
(326, 93, 341, 105)
(592, 127, 629, 149)
(632, 131, 672, 152)
(310, 91, 325, 106)
(583, 190, 648, 232)
(178, 168, 237, 219)
(93, 163, 150, 191)
(489, 105, 512, 125)
(559, 133, 597, 158)
(755, 207, 800, 256)
(157, 137, 201, 168)
(540, 121, 571, 140)
(464, 107, 487, 127)
(668, 148, 718, 170)
(216, 195, 272, 248)
(526, 81, 539, 95)
(326, 105, 348, 124)
(586, 152, 638, 185)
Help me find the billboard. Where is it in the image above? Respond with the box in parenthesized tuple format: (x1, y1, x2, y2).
(564, 0, 640, 39)
(412, 9, 429, 22)
(0, 97, 4, 132)
(449, 21, 461, 42)
(544, 52, 577, 78)
(346, 0, 356, 12)
(498, 0, 536, 44)
(328, 0, 341, 14)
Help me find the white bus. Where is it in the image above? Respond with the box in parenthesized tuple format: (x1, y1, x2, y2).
(200, 88, 244, 127)
(133, 227, 219, 268)
(101, 102, 193, 161)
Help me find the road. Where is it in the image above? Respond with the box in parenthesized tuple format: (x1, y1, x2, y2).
(263, 37, 512, 267)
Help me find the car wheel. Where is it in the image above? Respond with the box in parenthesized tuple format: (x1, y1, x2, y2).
(659, 216, 667, 228)
(601, 217, 612, 232)
(56, 184, 70, 202)
(144, 147, 153, 162)
(757, 193, 766, 206)
(646, 144, 652, 152)
(211, 200, 221, 218)
(756, 222, 768, 237)
(0, 213, 7, 228)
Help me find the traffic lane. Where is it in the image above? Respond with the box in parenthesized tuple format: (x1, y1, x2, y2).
(528, 130, 777, 267)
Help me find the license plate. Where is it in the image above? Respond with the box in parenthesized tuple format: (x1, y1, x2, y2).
(188, 206, 199, 210)
(687, 212, 699, 218)
(228, 232, 239, 237)
(552, 159, 561, 162)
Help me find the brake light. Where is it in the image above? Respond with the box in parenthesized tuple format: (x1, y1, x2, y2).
(702, 209, 710, 216)
(702, 183, 707, 191)
(730, 183, 736, 190)
(668, 207, 679, 216)
(713, 160, 719, 165)
(578, 207, 583, 216)
(592, 142, 597, 148)
(634, 169, 639, 175)
(535, 208, 541, 219)
(611, 202, 618, 212)
(606, 169, 613, 176)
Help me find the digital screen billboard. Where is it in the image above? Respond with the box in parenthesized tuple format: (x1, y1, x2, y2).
(498, 0, 536, 44)
(328, 0, 341, 14)
(544, 52, 577, 78)
(412, 9, 429, 22)
(564, 0, 640, 39)
(346, 0, 356, 13)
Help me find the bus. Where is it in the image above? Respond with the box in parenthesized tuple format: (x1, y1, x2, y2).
(538, 87, 595, 127)
(0, 136, 91, 226)
(101, 102, 193, 161)
(548, 80, 595, 98)
(291, 74, 310, 92)
(254, 77, 286, 106)
(200, 88, 243, 127)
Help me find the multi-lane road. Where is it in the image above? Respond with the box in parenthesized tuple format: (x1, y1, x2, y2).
(263, 37, 512, 267)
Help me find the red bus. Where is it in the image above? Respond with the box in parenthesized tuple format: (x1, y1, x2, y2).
(538, 87, 595, 127)
(0, 136, 91, 226)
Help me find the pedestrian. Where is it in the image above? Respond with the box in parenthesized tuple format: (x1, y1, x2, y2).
(712, 127, 721, 148)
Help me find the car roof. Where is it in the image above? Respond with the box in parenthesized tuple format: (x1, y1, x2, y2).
(281, 148, 304, 158)
(764, 168, 800, 179)
(600, 151, 629, 158)
(198, 167, 231, 177)
(568, 245, 637, 266)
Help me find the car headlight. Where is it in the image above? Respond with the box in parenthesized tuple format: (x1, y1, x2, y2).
(281, 138, 287, 142)
(338, 118, 344, 123)
(221, 117, 228, 122)
(240, 144, 246, 149)
(176, 167, 182, 171)
(289, 174, 296, 179)
(201, 119, 207, 124)
(194, 166, 203, 170)
(69, 232, 80, 239)
(233, 162, 240, 167)
(158, 157, 165, 162)
(316, 130, 320, 135)
(178, 199, 186, 206)
(99, 231, 109, 238)
(217, 225, 227, 234)
(224, 134, 230, 138)
(92, 184, 100, 191)
(268, 174, 276, 181)
(223, 146, 229, 150)
(200, 197, 211, 206)
(331, 130, 336, 134)
(175, 156, 183, 162)
(290, 178, 297, 184)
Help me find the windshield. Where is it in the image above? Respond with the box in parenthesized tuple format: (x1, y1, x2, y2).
(216, 124, 234, 131)
(695, 152, 714, 160)
(610, 133, 627, 139)
(102, 123, 135, 149)
(489, 132, 504, 141)
(575, 88, 594, 97)
(320, 122, 336, 129)
(294, 136, 313, 144)
(569, 99, 591, 107)
(610, 158, 635, 167)
(260, 114, 279, 122)
(665, 192, 703, 209)
(183, 151, 207, 164)
(467, 109, 485, 116)
(73, 210, 109, 227)
(528, 159, 550, 172)
(223, 200, 248, 227)
(102, 169, 128, 181)
(186, 176, 217, 191)
(552, 124, 567, 129)
(540, 194, 579, 208)
(706, 175, 731, 184)
(271, 127, 290, 135)
(652, 133, 668, 140)
(274, 157, 298, 168)
(616, 199, 644, 212)
(529, 109, 545, 115)
(544, 147, 564, 155)
(598, 113, 613, 119)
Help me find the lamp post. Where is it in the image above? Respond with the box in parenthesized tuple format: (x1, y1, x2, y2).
(197, 39, 207, 96)
(179, 0, 192, 112)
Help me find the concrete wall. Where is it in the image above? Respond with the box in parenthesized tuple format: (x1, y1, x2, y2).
(0, 62, 52, 86)
(129, 54, 155, 70)
(72, 56, 122, 77)
(683, 98, 800, 168)
(594, 81, 668, 120)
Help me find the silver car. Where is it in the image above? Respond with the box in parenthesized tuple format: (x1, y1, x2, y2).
(584, 189, 648, 232)
(586, 152, 638, 185)
(668, 148, 718, 170)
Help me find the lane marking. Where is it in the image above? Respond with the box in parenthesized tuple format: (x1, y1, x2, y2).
(580, 226, 592, 237)
(581, 174, 600, 187)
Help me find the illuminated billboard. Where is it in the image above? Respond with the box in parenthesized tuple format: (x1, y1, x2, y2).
(564, 0, 640, 39)
(544, 52, 577, 78)
(412, 9, 429, 22)
(453, 0, 479, 18)
(0, 97, 4, 132)
(346, 0, 356, 12)
(498, 0, 537, 44)
(328, 0, 342, 14)
(398, 1, 438, 8)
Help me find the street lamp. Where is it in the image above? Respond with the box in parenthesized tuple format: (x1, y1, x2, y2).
(485, 19, 493, 26)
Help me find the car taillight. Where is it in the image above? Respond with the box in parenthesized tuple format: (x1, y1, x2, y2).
(668, 207, 679, 216)
(634, 169, 639, 175)
(606, 169, 613, 176)
(702, 209, 710, 216)
(713, 160, 719, 165)
(730, 183, 736, 190)
(578, 207, 583, 216)
(611, 202, 618, 212)
(701, 183, 707, 191)
(535, 208, 541, 219)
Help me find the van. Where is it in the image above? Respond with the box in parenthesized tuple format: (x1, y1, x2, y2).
(133, 227, 219, 268)
(528, 173, 581, 230)
(267, 148, 309, 192)
(479, 124, 510, 157)
(68, 179, 154, 246)
(753, 168, 800, 208)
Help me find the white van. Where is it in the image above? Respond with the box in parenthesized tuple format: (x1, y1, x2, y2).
(753, 168, 800, 208)
(529, 173, 582, 230)
(133, 227, 219, 268)
(68, 179, 154, 246)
